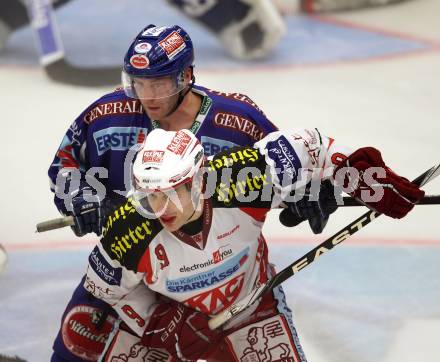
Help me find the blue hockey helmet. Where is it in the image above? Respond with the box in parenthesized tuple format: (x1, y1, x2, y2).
(122, 25, 195, 100)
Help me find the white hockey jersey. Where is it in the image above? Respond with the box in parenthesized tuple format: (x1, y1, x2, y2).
(84, 129, 351, 336)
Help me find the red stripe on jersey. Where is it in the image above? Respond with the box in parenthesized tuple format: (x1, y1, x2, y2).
(328, 137, 334, 149)
(138, 248, 154, 284)
(322, 137, 335, 171)
(239, 207, 269, 222)
(102, 331, 119, 362)
(257, 234, 269, 283)
(57, 145, 80, 168)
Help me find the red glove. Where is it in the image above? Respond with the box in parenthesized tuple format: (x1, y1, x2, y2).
(141, 300, 222, 360)
(334, 147, 424, 218)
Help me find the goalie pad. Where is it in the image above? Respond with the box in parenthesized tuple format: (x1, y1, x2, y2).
(301, 0, 409, 12)
(166, 0, 286, 59)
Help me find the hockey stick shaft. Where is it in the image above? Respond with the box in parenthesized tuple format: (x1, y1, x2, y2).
(35, 207, 96, 233)
(35, 215, 74, 233)
(35, 194, 440, 233)
(26, 0, 120, 86)
(208, 163, 440, 330)
(330, 194, 440, 206)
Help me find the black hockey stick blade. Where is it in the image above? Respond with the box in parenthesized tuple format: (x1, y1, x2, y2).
(208, 163, 440, 330)
(0, 354, 27, 362)
(44, 58, 121, 87)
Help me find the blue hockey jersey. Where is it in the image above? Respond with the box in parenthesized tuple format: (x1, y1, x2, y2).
(48, 85, 278, 214)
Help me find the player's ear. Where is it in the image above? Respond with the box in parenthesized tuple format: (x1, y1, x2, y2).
(184, 66, 194, 84)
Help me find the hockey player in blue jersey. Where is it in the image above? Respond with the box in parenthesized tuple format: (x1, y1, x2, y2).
(48, 24, 289, 361)
(48, 24, 280, 233)
(49, 23, 339, 361)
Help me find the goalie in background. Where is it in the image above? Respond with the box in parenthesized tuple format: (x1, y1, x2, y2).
(1, 0, 414, 61)
(0, 0, 284, 60)
(47, 23, 285, 361)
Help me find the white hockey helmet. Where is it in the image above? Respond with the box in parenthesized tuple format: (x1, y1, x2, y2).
(132, 128, 204, 193)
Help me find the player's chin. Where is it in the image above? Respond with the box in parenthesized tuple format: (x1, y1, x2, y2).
(159, 217, 181, 232)
(144, 107, 163, 119)
(162, 224, 181, 233)
(147, 100, 176, 119)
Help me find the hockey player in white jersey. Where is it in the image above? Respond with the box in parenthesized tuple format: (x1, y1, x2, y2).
(85, 128, 424, 361)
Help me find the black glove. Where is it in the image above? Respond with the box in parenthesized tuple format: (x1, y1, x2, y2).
(70, 186, 104, 237)
(280, 180, 339, 234)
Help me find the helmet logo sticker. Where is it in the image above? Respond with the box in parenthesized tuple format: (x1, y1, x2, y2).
(141, 26, 167, 37)
(159, 31, 186, 59)
(169, 167, 191, 184)
(142, 150, 165, 164)
(167, 130, 192, 155)
(134, 42, 152, 54)
(130, 54, 149, 69)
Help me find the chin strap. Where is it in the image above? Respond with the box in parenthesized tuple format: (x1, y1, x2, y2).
(185, 208, 197, 223)
(185, 178, 202, 223)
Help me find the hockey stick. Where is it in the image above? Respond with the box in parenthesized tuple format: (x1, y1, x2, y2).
(0, 353, 26, 362)
(35, 206, 99, 233)
(35, 194, 440, 233)
(35, 214, 75, 233)
(0, 243, 8, 274)
(26, 0, 120, 87)
(0, 354, 26, 362)
(208, 163, 440, 330)
(326, 194, 440, 206)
